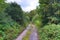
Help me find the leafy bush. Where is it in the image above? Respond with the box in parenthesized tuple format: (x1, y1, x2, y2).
(39, 24, 60, 40)
(0, 21, 25, 40)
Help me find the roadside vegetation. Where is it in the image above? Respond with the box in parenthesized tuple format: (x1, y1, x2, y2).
(0, 0, 29, 40)
(32, 0, 60, 40)
(27, 0, 60, 40)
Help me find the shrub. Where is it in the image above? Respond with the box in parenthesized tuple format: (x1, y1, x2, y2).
(39, 24, 60, 40)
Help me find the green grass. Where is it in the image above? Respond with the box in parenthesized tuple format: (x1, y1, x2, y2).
(22, 29, 32, 40)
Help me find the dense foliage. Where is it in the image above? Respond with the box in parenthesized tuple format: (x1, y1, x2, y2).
(39, 24, 60, 40)
(0, 0, 29, 40)
(5, 3, 24, 25)
(35, 0, 60, 40)
(27, 0, 60, 40)
(0, 0, 60, 40)
(38, 0, 60, 25)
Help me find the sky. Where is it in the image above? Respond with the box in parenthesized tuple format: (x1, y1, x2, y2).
(6, 0, 39, 12)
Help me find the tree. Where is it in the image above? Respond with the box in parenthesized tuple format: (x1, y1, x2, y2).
(38, 0, 60, 25)
(0, 0, 7, 12)
(0, 1, 28, 40)
(28, 10, 37, 21)
(5, 2, 24, 25)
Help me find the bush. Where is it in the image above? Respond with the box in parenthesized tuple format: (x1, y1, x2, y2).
(0, 21, 25, 40)
(39, 24, 60, 40)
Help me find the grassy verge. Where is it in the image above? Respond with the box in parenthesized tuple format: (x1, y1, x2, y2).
(22, 29, 32, 40)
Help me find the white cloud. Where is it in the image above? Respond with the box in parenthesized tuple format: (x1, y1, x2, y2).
(22, 0, 39, 12)
(6, 0, 39, 12)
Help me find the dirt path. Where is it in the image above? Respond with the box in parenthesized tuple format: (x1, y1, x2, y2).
(16, 24, 31, 40)
(15, 24, 38, 40)
(29, 25, 38, 40)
